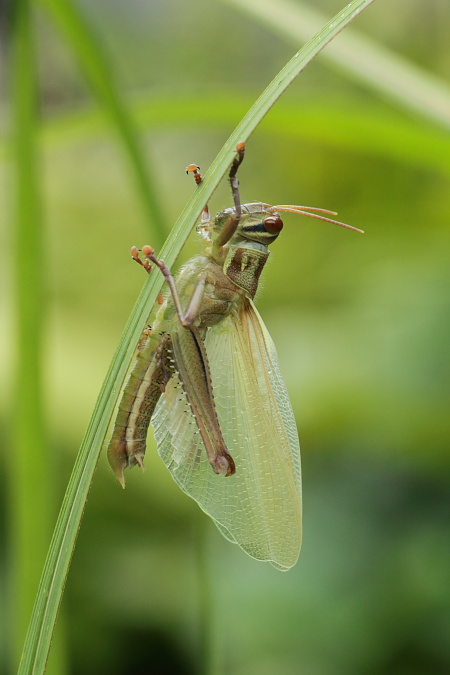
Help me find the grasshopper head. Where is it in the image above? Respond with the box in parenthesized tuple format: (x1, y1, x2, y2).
(212, 202, 284, 248)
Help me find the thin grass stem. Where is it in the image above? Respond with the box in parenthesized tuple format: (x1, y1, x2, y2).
(36, 0, 167, 245)
(8, 0, 64, 672)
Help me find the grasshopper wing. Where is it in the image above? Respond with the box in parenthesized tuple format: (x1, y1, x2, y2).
(152, 298, 302, 570)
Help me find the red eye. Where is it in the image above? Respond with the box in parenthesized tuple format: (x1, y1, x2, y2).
(264, 215, 283, 234)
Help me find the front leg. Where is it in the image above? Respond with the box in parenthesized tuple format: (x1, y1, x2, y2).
(214, 141, 245, 248)
(140, 245, 206, 328)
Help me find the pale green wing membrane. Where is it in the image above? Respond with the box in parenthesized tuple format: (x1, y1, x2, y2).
(152, 298, 302, 571)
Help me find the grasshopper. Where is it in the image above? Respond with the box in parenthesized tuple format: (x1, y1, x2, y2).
(107, 143, 362, 570)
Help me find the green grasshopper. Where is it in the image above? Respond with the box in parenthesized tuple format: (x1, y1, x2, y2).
(107, 143, 362, 570)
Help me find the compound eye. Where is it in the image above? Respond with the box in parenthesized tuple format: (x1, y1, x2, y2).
(264, 215, 283, 234)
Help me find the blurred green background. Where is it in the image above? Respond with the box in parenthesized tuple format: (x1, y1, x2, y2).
(1, 0, 450, 673)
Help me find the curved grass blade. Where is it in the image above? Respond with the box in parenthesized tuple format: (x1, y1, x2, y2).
(18, 1, 377, 672)
(36, 0, 167, 244)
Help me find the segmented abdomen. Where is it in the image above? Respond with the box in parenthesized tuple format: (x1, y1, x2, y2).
(107, 329, 174, 485)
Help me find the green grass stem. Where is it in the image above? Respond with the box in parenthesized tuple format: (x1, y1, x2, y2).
(8, 1, 64, 673)
(35, 0, 167, 245)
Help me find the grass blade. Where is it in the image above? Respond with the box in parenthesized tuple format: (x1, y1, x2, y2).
(18, 1, 376, 672)
(8, 0, 64, 672)
(36, 0, 167, 244)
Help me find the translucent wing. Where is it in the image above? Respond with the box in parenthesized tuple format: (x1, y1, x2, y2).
(152, 298, 302, 570)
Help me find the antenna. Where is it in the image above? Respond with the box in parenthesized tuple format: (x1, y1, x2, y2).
(270, 204, 364, 234)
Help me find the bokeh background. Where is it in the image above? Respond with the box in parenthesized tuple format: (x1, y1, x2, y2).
(1, 0, 450, 673)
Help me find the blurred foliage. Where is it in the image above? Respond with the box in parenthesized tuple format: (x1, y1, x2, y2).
(1, 0, 450, 673)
